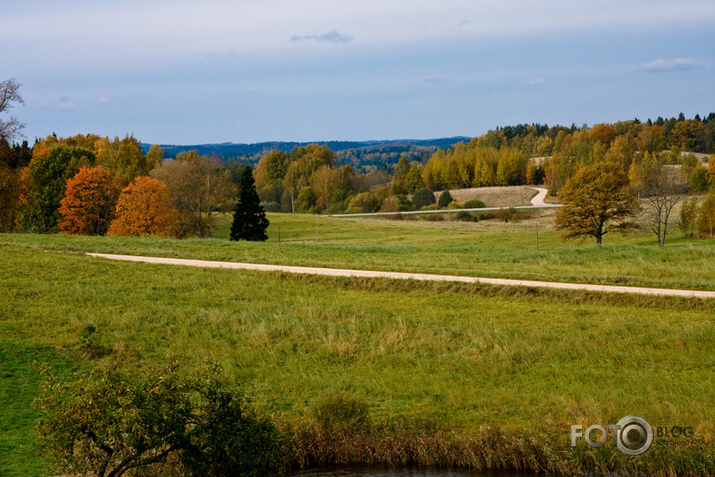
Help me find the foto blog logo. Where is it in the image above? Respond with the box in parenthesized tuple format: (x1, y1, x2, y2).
(571, 415, 654, 456)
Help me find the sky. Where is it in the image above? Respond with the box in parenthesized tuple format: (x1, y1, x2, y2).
(2, 0, 714, 145)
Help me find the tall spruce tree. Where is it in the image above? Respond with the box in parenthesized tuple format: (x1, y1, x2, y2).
(230, 166, 269, 241)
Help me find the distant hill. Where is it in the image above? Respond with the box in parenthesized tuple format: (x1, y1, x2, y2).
(141, 137, 471, 167)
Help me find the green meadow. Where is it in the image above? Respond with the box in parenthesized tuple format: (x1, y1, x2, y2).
(2, 213, 715, 475)
(2, 211, 715, 290)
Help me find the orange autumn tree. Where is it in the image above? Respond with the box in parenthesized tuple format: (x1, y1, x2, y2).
(59, 165, 119, 235)
(107, 176, 180, 237)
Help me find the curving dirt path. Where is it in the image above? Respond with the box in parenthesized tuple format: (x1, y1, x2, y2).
(86, 253, 715, 299)
(530, 187, 554, 207)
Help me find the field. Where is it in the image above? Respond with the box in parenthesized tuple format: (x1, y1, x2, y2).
(2, 212, 715, 476)
(2, 211, 715, 291)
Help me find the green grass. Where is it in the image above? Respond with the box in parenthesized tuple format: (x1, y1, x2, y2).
(2, 211, 715, 290)
(1, 243, 714, 475)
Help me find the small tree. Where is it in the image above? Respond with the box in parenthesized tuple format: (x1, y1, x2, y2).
(629, 153, 687, 246)
(230, 166, 269, 241)
(35, 361, 283, 477)
(411, 187, 436, 210)
(698, 190, 715, 238)
(107, 176, 180, 237)
(58, 166, 119, 235)
(555, 162, 638, 246)
(437, 189, 454, 208)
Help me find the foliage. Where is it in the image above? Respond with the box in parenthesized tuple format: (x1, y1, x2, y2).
(18, 145, 96, 232)
(230, 166, 269, 241)
(34, 360, 283, 477)
(95, 135, 159, 186)
(0, 77, 24, 141)
(347, 191, 379, 213)
(0, 160, 21, 231)
(151, 151, 236, 237)
(698, 189, 715, 238)
(293, 186, 318, 213)
(58, 166, 119, 235)
(680, 197, 700, 237)
(107, 176, 180, 237)
(707, 155, 715, 185)
(411, 187, 436, 210)
(437, 189, 453, 208)
(464, 198, 486, 209)
(555, 162, 638, 246)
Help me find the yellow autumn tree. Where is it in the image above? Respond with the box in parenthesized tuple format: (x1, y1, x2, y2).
(58, 166, 119, 235)
(107, 176, 180, 237)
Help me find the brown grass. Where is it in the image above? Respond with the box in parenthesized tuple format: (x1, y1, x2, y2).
(434, 186, 539, 207)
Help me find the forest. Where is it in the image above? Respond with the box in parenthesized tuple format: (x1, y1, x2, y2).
(1, 112, 715, 240)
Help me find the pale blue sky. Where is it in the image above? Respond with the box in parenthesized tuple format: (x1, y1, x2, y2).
(2, 0, 714, 145)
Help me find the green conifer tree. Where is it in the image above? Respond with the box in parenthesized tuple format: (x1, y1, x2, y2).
(230, 166, 269, 241)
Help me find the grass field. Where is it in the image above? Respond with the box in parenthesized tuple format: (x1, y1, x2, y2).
(2, 210, 714, 291)
(2, 213, 715, 476)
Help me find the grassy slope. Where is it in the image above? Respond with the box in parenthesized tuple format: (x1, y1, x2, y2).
(2, 242, 715, 475)
(2, 211, 714, 290)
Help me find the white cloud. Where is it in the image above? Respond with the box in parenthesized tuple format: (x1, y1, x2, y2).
(525, 77, 545, 86)
(290, 31, 353, 43)
(639, 58, 702, 72)
(95, 97, 110, 106)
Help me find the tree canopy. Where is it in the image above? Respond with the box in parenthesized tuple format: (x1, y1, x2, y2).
(555, 162, 638, 246)
(107, 176, 180, 237)
(58, 165, 119, 235)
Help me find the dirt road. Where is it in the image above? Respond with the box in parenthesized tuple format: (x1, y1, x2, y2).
(86, 253, 715, 299)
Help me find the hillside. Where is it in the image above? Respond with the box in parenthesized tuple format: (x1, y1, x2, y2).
(140, 137, 471, 165)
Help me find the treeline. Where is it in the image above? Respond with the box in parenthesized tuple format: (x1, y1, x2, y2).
(2, 114, 715, 236)
(0, 133, 247, 237)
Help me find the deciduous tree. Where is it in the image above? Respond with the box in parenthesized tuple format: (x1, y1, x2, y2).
(0, 78, 24, 141)
(555, 162, 638, 246)
(150, 152, 235, 237)
(629, 153, 687, 246)
(35, 361, 283, 477)
(18, 145, 95, 232)
(58, 166, 119, 235)
(107, 176, 179, 237)
(230, 166, 269, 241)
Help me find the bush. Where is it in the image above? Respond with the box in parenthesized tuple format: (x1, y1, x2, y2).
(411, 187, 436, 210)
(455, 210, 473, 221)
(312, 389, 370, 432)
(347, 192, 379, 213)
(35, 361, 283, 477)
(447, 201, 464, 209)
(260, 201, 281, 212)
(437, 190, 454, 208)
(464, 199, 486, 209)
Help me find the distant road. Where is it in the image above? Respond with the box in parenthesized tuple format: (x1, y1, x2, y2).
(530, 187, 553, 207)
(86, 253, 715, 299)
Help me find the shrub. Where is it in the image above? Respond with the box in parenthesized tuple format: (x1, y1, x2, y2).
(447, 201, 464, 209)
(347, 192, 379, 213)
(455, 210, 473, 221)
(464, 199, 486, 209)
(411, 187, 436, 210)
(437, 190, 453, 208)
(260, 201, 281, 212)
(35, 361, 283, 477)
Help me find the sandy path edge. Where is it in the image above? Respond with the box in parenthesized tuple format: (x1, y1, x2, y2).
(85, 253, 715, 299)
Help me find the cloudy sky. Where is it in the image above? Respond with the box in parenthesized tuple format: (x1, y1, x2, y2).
(2, 0, 714, 145)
